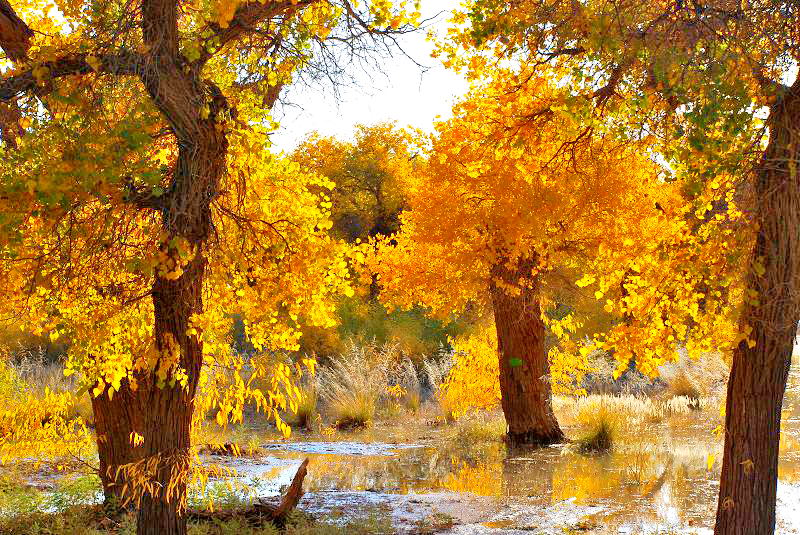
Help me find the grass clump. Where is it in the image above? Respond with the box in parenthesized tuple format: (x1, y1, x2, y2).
(327, 391, 376, 430)
(452, 413, 506, 444)
(289, 383, 318, 430)
(570, 399, 623, 454)
(317, 343, 390, 429)
(575, 418, 615, 454)
(316, 342, 429, 429)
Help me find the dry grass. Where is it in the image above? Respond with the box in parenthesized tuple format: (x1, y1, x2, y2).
(571, 400, 622, 453)
(289, 382, 318, 430)
(3, 346, 94, 425)
(452, 412, 506, 444)
(557, 391, 719, 452)
(421, 351, 455, 420)
(659, 351, 729, 400)
(316, 342, 393, 429)
(314, 342, 444, 429)
(390, 358, 422, 413)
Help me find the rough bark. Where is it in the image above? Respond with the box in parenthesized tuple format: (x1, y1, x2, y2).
(0, 0, 31, 61)
(714, 81, 800, 534)
(489, 257, 565, 447)
(0, 1, 341, 533)
(0, 0, 28, 149)
(91, 382, 144, 506)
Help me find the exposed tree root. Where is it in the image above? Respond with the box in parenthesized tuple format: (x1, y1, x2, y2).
(188, 458, 309, 527)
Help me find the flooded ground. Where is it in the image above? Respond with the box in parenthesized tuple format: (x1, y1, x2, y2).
(5, 359, 798, 533)
(194, 359, 800, 534)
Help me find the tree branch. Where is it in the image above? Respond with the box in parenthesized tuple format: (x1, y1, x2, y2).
(0, 0, 30, 148)
(123, 177, 166, 211)
(0, 0, 32, 61)
(0, 52, 144, 102)
(199, 0, 317, 64)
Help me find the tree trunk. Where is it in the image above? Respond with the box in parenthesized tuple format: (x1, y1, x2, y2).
(489, 257, 564, 446)
(714, 83, 800, 535)
(133, 252, 205, 535)
(91, 382, 144, 506)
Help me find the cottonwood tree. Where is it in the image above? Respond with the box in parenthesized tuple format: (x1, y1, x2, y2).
(0, 1, 417, 533)
(370, 69, 678, 445)
(447, 1, 798, 532)
(295, 123, 416, 243)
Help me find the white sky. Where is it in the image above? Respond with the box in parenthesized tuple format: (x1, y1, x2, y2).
(269, 1, 469, 153)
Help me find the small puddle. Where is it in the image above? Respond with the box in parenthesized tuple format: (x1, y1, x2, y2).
(260, 441, 423, 456)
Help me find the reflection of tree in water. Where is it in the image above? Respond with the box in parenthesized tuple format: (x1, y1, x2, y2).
(265, 422, 776, 530)
(501, 449, 558, 502)
(299, 444, 510, 495)
(667, 461, 719, 527)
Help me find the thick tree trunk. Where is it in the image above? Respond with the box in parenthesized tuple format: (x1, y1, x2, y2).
(714, 85, 800, 535)
(91, 382, 143, 506)
(134, 253, 205, 535)
(489, 257, 564, 446)
(127, 2, 229, 531)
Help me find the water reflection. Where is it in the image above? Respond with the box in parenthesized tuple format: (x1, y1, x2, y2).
(211, 361, 800, 532)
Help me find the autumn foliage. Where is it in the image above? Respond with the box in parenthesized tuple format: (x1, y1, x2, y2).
(0, 0, 797, 533)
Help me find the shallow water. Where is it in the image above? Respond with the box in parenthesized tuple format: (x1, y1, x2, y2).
(12, 360, 799, 533)
(205, 359, 800, 534)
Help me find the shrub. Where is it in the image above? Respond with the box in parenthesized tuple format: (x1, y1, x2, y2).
(316, 342, 392, 429)
(290, 383, 318, 430)
(665, 367, 701, 400)
(437, 324, 501, 421)
(579, 350, 662, 396)
(301, 296, 466, 360)
(565, 396, 652, 453)
(660, 352, 728, 400)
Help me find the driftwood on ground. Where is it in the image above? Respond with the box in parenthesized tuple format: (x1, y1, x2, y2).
(188, 457, 310, 526)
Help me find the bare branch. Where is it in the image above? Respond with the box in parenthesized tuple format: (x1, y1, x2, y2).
(200, 0, 317, 63)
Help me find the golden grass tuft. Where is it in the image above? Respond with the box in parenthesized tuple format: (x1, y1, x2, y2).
(290, 383, 318, 430)
(571, 398, 623, 454)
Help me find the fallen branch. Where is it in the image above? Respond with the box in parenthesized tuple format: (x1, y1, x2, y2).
(188, 457, 309, 526)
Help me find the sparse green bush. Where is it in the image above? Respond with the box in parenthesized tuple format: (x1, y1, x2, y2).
(0, 475, 44, 516)
(45, 475, 103, 512)
(580, 350, 661, 396)
(300, 296, 466, 360)
(0, 506, 391, 535)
